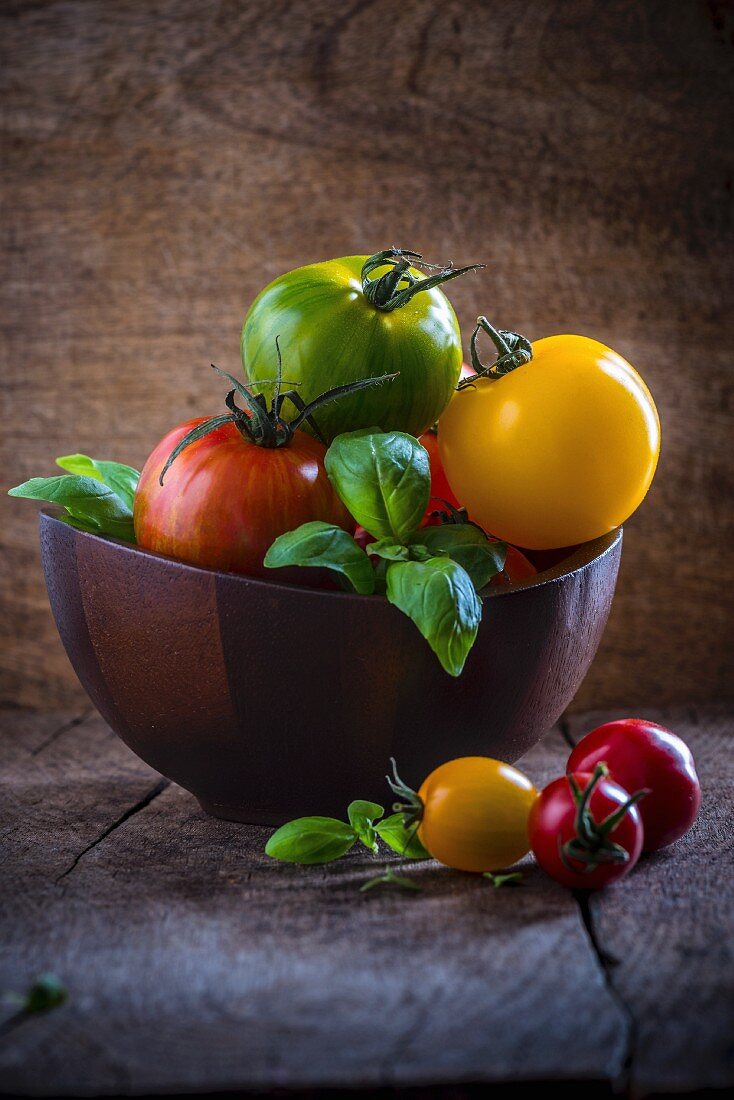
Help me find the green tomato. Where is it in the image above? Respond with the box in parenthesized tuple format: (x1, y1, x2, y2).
(241, 250, 474, 442)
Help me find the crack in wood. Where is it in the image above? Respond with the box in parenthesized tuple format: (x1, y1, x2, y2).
(576, 891, 635, 1095)
(55, 778, 170, 882)
(30, 708, 95, 756)
(558, 714, 576, 749)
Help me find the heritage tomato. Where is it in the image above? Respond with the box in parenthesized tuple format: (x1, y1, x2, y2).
(390, 757, 537, 873)
(567, 719, 701, 851)
(439, 321, 661, 549)
(133, 356, 392, 577)
(134, 418, 351, 576)
(242, 250, 480, 442)
(530, 765, 645, 890)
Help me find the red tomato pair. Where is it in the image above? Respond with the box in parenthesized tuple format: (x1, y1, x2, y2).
(530, 719, 701, 889)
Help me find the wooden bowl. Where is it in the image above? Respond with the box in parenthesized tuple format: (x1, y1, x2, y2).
(39, 511, 622, 824)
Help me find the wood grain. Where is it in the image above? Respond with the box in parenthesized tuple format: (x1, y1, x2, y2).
(564, 705, 734, 1096)
(1, 704, 731, 1095)
(1, 0, 733, 711)
(39, 511, 621, 822)
(0, 707, 627, 1095)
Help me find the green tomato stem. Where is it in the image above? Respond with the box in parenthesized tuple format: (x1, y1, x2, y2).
(361, 249, 484, 313)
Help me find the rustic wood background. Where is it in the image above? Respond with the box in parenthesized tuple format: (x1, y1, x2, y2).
(1, 0, 732, 712)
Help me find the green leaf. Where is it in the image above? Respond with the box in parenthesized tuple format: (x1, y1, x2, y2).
(366, 538, 410, 562)
(23, 974, 68, 1013)
(56, 454, 140, 511)
(360, 867, 422, 893)
(409, 526, 506, 590)
(348, 800, 384, 853)
(325, 430, 430, 542)
(264, 522, 375, 594)
(483, 871, 524, 888)
(386, 557, 482, 677)
(8, 475, 135, 542)
(375, 813, 431, 859)
(265, 817, 357, 864)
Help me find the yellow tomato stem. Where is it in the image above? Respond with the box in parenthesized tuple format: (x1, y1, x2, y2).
(461, 315, 533, 387)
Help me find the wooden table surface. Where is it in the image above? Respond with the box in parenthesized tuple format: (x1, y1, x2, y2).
(1, 704, 731, 1097)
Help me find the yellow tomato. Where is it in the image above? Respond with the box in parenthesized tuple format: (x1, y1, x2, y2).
(416, 757, 537, 873)
(438, 335, 660, 549)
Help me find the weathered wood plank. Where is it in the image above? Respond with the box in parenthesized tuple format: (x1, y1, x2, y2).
(0, 707, 628, 1094)
(1, 0, 733, 712)
(564, 705, 734, 1097)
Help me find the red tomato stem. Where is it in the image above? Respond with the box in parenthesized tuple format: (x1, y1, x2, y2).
(562, 763, 649, 874)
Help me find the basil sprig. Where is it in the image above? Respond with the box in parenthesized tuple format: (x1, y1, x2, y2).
(9, 454, 140, 543)
(266, 430, 507, 675)
(325, 429, 430, 542)
(263, 521, 375, 594)
(265, 799, 430, 865)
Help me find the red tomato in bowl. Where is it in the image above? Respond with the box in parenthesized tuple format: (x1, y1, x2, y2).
(489, 543, 537, 588)
(419, 430, 461, 511)
(134, 418, 352, 576)
(567, 719, 701, 851)
(530, 768, 644, 890)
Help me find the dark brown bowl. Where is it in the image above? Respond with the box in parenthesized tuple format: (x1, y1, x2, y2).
(39, 511, 622, 824)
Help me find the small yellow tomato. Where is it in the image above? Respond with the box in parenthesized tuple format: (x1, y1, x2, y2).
(438, 335, 660, 549)
(416, 757, 537, 873)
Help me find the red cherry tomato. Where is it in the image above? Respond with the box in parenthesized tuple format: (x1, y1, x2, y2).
(419, 430, 462, 512)
(529, 766, 645, 890)
(135, 418, 352, 577)
(353, 524, 371, 553)
(489, 542, 538, 588)
(567, 719, 701, 851)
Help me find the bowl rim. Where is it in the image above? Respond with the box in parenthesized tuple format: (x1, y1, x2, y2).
(40, 509, 622, 604)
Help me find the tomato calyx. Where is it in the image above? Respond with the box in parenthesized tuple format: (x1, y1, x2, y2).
(457, 315, 533, 389)
(159, 339, 397, 484)
(561, 763, 649, 875)
(361, 249, 484, 313)
(386, 758, 424, 829)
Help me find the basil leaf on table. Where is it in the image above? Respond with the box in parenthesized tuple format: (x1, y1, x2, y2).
(375, 813, 431, 859)
(347, 800, 384, 853)
(265, 817, 357, 864)
(483, 871, 524, 888)
(56, 454, 140, 511)
(8, 475, 136, 542)
(360, 868, 422, 893)
(264, 522, 375, 594)
(409, 526, 506, 590)
(386, 557, 482, 677)
(23, 974, 68, 1013)
(325, 430, 430, 542)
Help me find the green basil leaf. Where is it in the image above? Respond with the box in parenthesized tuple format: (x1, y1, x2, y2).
(360, 868, 422, 893)
(366, 538, 410, 562)
(347, 799, 384, 853)
(406, 542, 435, 562)
(264, 522, 375, 595)
(265, 817, 357, 864)
(483, 871, 524, 888)
(325, 430, 430, 542)
(386, 557, 482, 677)
(409, 526, 506, 590)
(375, 813, 431, 859)
(347, 800, 384, 828)
(56, 454, 140, 511)
(8, 475, 135, 542)
(23, 974, 68, 1013)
